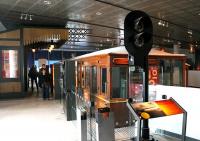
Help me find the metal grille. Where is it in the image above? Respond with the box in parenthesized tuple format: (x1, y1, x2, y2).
(68, 28, 91, 41)
(115, 126, 136, 141)
(87, 106, 96, 141)
(87, 115, 91, 141)
(90, 118, 97, 141)
(115, 113, 137, 141)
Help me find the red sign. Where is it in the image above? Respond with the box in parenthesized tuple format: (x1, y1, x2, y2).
(149, 66, 159, 85)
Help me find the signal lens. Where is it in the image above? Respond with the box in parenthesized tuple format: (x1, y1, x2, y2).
(134, 17, 144, 32)
(134, 33, 144, 47)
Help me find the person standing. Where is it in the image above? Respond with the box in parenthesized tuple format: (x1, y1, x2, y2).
(28, 65, 39, 93)
(39, 64, 50, 100)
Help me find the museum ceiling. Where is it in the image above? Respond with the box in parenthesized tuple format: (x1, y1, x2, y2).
(0, 0, 200, 51)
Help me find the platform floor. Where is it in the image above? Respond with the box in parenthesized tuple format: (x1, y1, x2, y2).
(0, 97, 79, 141)
(0, 96, 180, 141)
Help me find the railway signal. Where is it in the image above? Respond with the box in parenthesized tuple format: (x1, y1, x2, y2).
(124, 10, 154, 140)
(124, 10, 153, 67)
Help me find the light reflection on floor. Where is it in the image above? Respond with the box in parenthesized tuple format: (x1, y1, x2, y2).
(0, 97, 79, 141)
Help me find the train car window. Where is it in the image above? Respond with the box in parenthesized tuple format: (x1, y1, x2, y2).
(161, 59, 183, 86)
(85, 66, 90, 88)
(91, 66, 97, 94)
(81, 66, 85, 88)
(77, 62, 81, 87)
(101, 68, 107, 93)
(111, 67, 128, 98)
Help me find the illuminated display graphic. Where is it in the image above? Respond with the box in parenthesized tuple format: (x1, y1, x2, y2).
(2, 50, 19, 78)
(131, 99, 183, 119)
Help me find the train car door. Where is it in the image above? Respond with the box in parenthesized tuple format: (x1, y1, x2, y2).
(100, 67, 107, 96)
(91, 66, 97, 95)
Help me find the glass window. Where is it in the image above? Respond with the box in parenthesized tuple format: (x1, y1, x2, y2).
(1, 50, 19, 78)
(159, 59, 183, 86)
(111, 67, 128, 98)
(101, 68, 107, 93)
(85, 66, 90, 88)
(91, 66, 97, 94)
(172, 60, 183, 86)
(129, 68, 143, 102)
(77, 62, 81, 87)
(81, 66, 85, 88)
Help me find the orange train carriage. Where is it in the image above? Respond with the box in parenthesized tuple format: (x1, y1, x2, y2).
(64, 46, 187, 127)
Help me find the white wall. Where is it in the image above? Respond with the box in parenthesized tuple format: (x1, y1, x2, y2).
(149, 85, 200, 140)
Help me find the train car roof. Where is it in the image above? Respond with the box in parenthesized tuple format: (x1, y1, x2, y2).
(71, 46, 186, 60)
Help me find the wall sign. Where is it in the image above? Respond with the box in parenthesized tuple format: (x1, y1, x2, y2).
(149, 66, 159, 85)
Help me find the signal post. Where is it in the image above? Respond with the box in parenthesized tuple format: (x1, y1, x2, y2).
(124, 10, 154, 141)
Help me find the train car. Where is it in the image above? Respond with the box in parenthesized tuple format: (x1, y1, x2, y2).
(64, 46, 187, 128)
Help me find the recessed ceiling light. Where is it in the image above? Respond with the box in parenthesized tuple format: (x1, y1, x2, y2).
(43, 0, 51, 5)
(198, 13, 200, 15)
(187, 29, 193, 35)
(96, 12, 102, 16)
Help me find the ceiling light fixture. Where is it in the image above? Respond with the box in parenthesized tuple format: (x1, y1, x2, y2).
(32, 49, 36, 53)
(189, 44, 194, 53)
(158, 20, 168, 27)
(20, 14, 23, 20)
(187, 29, 193, 35)
(20, 13, 33, 21)
(48, 40, 55, 52)
(24, 14, 28, 20)
(96, 12, 102, 16)
(29, 15, 33, 20)
(158, 20, 162, 25)
(43, 0, 52, 5)
(50, 44, 54, 50)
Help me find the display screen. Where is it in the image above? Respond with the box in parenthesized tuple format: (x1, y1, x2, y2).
(131, 99, 183, 119)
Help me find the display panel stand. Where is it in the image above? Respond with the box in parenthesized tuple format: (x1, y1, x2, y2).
(127, 99, 141, 141)
(170, 98, 187, 141)
(127, 97, 187, 141)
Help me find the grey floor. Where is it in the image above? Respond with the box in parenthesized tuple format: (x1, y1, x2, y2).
(151, 134, 181, 141)
(0, 96, 180, 141)
(0, 97, 79, 141)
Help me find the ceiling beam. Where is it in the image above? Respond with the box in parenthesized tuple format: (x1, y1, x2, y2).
(66, 40, 118, 46)
(63, 43, 111, 49)
(87, 34, 119, 39)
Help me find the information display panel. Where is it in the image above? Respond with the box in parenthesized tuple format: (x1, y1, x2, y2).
(131, 99, 184, 119)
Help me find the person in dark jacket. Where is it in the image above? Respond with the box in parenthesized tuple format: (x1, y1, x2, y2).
(39, 64, 50, 100)
(38, 64, 46, 88)
(28, 65, 38, 93)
